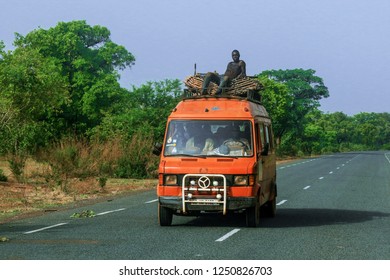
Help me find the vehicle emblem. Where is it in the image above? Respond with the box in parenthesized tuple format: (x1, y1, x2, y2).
(198, 176, 211, 189)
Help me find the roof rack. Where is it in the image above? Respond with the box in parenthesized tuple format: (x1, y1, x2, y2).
(182, 74, 263, 104)
(182, 89, 263, 104)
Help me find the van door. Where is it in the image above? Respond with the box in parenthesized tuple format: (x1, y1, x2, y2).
(255, 122, 275, 205)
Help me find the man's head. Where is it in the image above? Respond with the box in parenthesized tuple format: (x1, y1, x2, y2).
(232, 50, 240, 62)
(231, 125, 242, 139)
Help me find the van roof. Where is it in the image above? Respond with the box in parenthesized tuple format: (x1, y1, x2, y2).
(170, 95, 270, 120)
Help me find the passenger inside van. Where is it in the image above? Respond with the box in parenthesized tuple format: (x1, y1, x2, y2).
(185, 123, 215, 154)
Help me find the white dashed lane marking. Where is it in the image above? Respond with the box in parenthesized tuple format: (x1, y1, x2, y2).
(277, 200, 288, 206)
(24, 223, 68, 234)
(95, 208, 126, 216)
(277, 158, 319, 171)
(216, 229, 241, 242)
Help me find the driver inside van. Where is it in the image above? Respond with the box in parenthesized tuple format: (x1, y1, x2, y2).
(222, 125, 251, 156)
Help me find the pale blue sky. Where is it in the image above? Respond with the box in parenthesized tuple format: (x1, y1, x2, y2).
(1, 0, 389, 115)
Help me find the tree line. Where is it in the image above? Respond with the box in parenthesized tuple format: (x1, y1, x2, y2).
(0, 21, 389, 183)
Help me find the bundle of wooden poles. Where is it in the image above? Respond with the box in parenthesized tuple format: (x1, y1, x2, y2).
(184, 74, 262, 96)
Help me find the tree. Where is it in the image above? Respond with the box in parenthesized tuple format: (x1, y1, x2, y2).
(0, 47, 68, 123)
(352, 113, 390, 149)
(259, 69, 329, 146)
(13, 20, 135, 134)
(90, 79, 182, 142)
(128, 79, 182, 140)
(257, 75, 292, 146)
(0, 45, 69, 160)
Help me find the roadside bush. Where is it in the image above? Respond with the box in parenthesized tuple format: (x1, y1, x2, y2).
(36, 136, 120, 192)
(381, 143, 390, 150)
(34, 130, 158, 191)
(0, 169, 7, 182)
(114, 130, 158, 179)
(7, 154, 27, 182)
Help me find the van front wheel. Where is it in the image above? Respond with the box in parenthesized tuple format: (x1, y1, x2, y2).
(246, 200, 260, 227)
(159, 203, 173, 226)
(263, 198, 276, 218)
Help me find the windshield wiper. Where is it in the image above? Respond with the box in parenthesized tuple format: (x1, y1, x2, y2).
(167, 153, 207, 158)
(206, 154, 239, 159)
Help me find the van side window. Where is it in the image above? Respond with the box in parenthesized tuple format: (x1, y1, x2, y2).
(265, 125, 273, 150)
(259, 124, 271, 155)
(264, 125, 270, 146)
(255, 123, 265, 152)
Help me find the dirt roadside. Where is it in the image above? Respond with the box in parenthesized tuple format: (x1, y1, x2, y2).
(0, 178, 158, 223)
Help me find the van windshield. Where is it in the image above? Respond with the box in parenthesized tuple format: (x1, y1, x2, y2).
(164, 120, 253, 157)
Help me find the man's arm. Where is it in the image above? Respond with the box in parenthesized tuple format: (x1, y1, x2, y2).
(238, 60, 246, 78)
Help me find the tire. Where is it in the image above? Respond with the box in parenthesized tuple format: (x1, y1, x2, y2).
(263, 198, 276, 218)
(246, 199, 260, 227)
(158, 203, 173, 226)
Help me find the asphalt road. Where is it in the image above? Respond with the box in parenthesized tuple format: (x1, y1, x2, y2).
(1, 151, 389, 260)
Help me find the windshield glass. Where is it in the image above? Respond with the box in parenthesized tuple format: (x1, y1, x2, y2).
(164, 120, 253, 157)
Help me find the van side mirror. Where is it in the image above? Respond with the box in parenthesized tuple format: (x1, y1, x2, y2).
(152, 143, 163, 156)
(261, 143, 269, 156)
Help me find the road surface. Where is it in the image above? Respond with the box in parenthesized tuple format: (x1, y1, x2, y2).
(1, 151, 389, 260)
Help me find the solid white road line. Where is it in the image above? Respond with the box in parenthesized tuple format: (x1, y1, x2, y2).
(24, 223, 68, 234)
(95, 208, 126, 216)
(216, 229, 241, 242)
(385, 153, 390, 164)
(145, 199, 158, 204)
(277, 200, 287, 206)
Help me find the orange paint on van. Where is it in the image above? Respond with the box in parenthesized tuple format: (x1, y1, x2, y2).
(156, 95, 277, 227)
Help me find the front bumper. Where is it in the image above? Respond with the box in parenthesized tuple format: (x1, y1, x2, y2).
(159, 196, 256, 213)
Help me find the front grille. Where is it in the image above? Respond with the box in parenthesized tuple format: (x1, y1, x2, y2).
(177, 174, 233, 186)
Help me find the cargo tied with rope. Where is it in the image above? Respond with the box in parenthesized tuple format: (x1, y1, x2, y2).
(184, 74, 263, 97)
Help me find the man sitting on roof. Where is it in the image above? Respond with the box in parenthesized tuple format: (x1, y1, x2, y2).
(201, 49, 246, 95)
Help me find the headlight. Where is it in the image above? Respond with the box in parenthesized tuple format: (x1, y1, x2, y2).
(233, 175, 248, 185)
(164, 175, 178, 185)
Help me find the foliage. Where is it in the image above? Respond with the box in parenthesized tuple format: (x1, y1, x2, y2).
(0, 47, 69, 122)
(0, 169, 7, 182)
(70, 210, 96, 218)
(36, 136, 119, 191)
(128, 79, 182, 141)
(8, 155, 26, 182)
(259, 69, 329, 145)
(12, 20, 135, 134)
(98, 177, 108, 189)
(114, 129, 159, 178)
(257, 75, 292, 145)
(257, 69, 389, 156)
(278, 110, 390, 156)
(0, 236, 10, 242)
(0, 45, 69, 164)
(90, 79, 182, 142)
